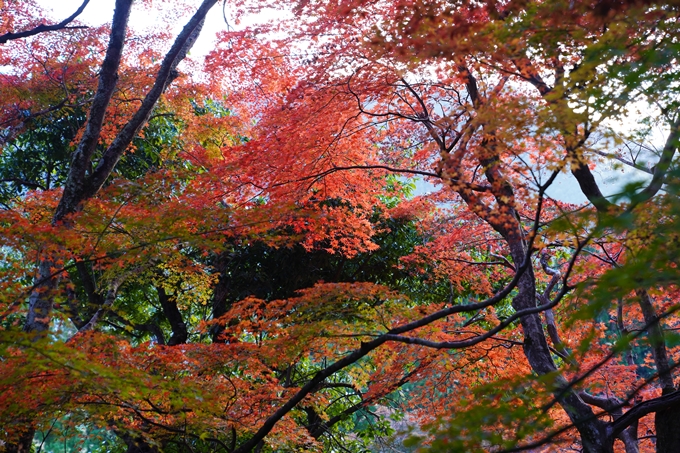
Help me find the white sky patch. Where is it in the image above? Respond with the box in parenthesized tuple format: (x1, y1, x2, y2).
(33, 0, 284, 59)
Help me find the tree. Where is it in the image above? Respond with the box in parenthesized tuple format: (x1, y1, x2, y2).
(1, 0, 222, 450)
(204, 0, 680, 450)
(1, 0, 680, 452)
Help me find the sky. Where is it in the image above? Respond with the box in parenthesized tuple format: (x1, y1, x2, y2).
(34, 0, 658, 205)
(34, 0, 261, 58)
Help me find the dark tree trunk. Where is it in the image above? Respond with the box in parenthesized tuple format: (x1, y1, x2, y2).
(210, 252, 232, 342)
(157, 286, 187, 345)
(121, 434, 160, 453)
(655, 396, 680, 453)
(636, 289, 679, 453)
(2, 427, 34, 453)
(506, 237, 610, 453)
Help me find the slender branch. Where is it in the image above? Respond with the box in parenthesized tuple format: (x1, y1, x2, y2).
(630, 115, 680, 206)
(309, 362, 426, 439)
(590, 149, 653, 175)
(380, 285, 571, 351)
(68, 261, 156, 340)
(0, 178, 46, 190)
(443, 256, 515, 269)
(0, 0, 91, 44)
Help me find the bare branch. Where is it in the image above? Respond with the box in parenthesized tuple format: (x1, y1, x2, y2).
(630, 115, 680, 205)
(0, 0, 91, 44)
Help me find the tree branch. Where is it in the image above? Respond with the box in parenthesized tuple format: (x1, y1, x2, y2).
(231, 226, 546, 452)
(609, 391, 680, 440)
(84, 0, 218, 200)
(54, 0, 134, 221)
(0, 0, 91, 44)
(630, 115, 680, 206)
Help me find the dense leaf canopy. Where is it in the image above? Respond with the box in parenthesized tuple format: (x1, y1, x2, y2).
(1, 0, 680, 452)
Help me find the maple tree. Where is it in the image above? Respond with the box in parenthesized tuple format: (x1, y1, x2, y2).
(1, 0, 680, 452)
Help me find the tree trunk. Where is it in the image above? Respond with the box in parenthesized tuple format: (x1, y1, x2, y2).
(210, 251, 232, 342)
(2, 427, 34, 453)
(655, 402, 680, 453)
(636, 289, 679, 453)
(157, 286, 187, 345)
(121, 434, 160, 453)
(24, 259, 59, 339)
(507, 238, 610, 452)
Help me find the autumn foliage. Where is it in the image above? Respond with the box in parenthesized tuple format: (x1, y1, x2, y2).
(1, 0, 680, 452)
